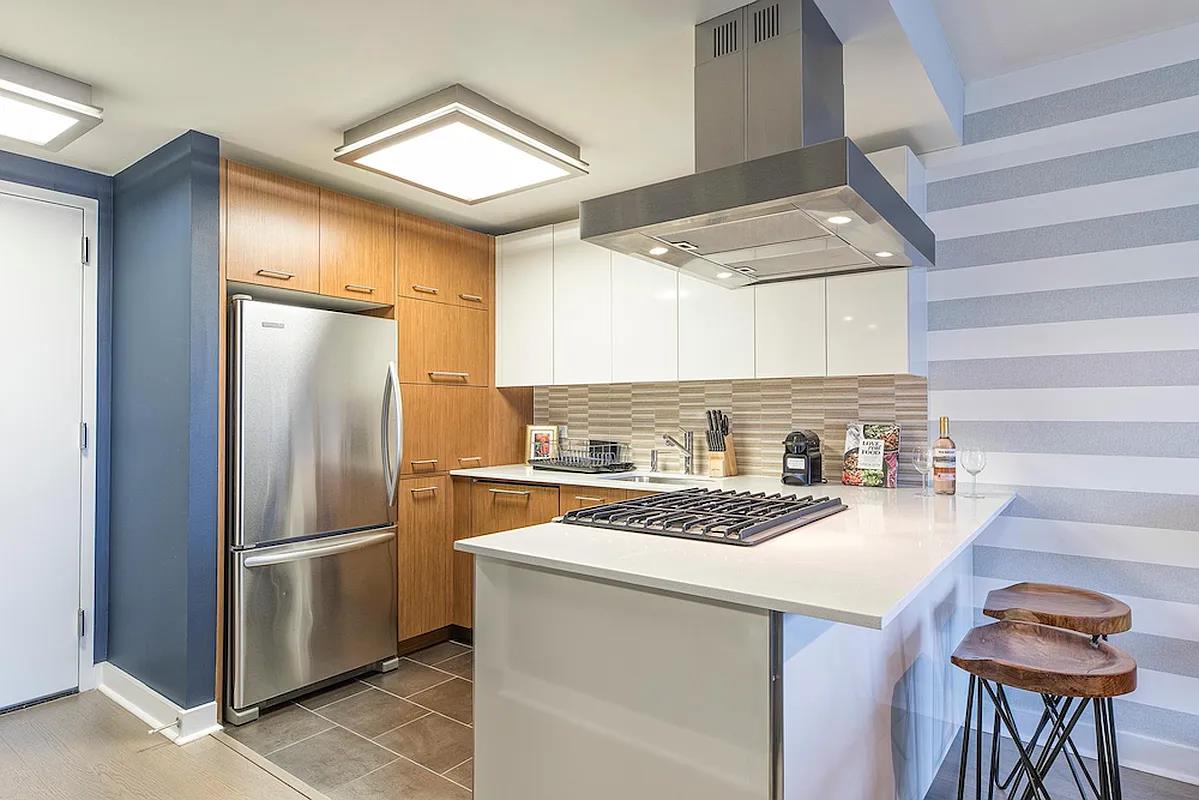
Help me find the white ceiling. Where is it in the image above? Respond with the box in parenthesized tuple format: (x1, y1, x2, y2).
(5, 1, 1199, 233)
(932, 0, 1199, 82)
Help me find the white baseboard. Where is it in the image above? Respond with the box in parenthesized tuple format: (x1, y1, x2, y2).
(98, 662, 222, 745)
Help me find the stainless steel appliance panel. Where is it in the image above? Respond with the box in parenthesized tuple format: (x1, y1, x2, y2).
(231, 300, 398, 548)
(230, 527, 397, 710)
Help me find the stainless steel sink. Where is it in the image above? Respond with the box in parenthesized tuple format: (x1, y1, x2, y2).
(608, 474, 711, 485)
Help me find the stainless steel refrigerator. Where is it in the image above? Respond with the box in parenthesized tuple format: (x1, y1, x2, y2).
(226, 297, 401, 724)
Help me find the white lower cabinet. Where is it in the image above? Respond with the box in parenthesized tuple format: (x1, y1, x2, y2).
(826, 269, 927, 377)
(497, 225, 554, 387)
(754, 279, 825, 378)
(552, 221, 612, 384)
(611, 254, 678, 383)
(678, 273, 755, 381)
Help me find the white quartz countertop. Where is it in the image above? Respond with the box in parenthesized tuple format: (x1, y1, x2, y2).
(452, 465, 1014, 629)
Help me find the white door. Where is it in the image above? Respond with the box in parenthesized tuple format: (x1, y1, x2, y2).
(755, 279, 826, 378)
(0, 191, 84, 710)
(677, 273, 755, 381)
(552, 221, 612, 385)
(496, 225, 554, 387)
(611, 254, 678, 383)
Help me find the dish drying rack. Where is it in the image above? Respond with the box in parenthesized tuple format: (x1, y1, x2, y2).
(530, 438, 635, 474)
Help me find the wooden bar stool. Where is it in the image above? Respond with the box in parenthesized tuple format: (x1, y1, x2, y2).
(951, 621, 1137, 800)
(983, 582, 1132, 798)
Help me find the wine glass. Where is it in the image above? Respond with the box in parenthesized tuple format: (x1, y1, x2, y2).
(910, 447, 932, 496)
(960, 448, 987, 498)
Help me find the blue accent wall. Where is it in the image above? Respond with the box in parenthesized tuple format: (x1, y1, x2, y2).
(0, 149, 114, 664)
(109, 131, 220, 708)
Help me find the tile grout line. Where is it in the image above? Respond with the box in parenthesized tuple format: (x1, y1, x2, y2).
(366, 677, 473, 727)
(368, 709, 434, 741)
(299, 683, 375, 712)
(260, 715, 339, 757)
(441, 755, 473, 775)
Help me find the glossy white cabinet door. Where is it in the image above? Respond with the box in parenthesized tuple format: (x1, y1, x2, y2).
(826, 270, 912, 376)
(497, 225, 554, 387)
(552, 221, 612, 384)
(678, 273, 755, 381)
(754, 279, 825, 378)
(611, 254, 678, 383)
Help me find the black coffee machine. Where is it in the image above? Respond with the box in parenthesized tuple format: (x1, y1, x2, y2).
(782, 430, 823, 486)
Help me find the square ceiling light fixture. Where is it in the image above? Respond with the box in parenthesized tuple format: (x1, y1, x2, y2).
(0, 55, 103, 151)
(335, 84, 588, 204)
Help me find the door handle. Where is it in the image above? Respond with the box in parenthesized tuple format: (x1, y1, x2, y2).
(458, 293, 483, 303)
(345, 283, 376, 294)
(381, 362, 402, 506)
(256, 268, 295, 280)
(489, 488, 531, 497)
(409, 486, 438, 495)
(458, 456, 482, 464)
(574, 496, 604, 503)
(429, 371, 469, 382)
(412, 284, 439, 295)
(244, 530, 395, 568)
(410, 458, 439, 466)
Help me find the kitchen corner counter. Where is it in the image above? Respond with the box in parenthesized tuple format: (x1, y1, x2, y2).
(453, 464, 1014, 629)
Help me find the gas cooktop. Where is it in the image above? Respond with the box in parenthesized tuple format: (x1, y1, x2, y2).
(557, 487, 847, 546)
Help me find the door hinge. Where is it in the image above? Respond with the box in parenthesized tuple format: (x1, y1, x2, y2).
(81, 235, 90, 266)
(79, 609, 86, 637)
(79, 422, 89, 451)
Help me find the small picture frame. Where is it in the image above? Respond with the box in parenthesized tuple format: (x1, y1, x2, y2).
(525, 425, 558, 461)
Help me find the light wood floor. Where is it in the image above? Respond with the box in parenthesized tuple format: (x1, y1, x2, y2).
(925, 730, 1198, 800)
(0, 691, 314, 800)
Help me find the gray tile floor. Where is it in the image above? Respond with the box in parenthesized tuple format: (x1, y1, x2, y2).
(226, 640, 474, 798)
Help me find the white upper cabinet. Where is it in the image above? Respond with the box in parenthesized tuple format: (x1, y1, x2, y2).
(551, 221, 612, 385)
(496, 225, 554, 387)
(826, 269, 927, 377)
(678, 273, 755, 381)
(754, 279, 826, 378)
(611, 253, 678, 383)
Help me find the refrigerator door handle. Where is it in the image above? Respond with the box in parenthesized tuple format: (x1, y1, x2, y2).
(243, 529, 395, 568)
(381, 361, 402, 506)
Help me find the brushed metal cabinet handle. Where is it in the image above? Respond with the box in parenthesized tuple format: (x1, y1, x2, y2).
(429, 371, 469, 381)
(458, 293, 483, 303)
(412, 284, 439, 295)
(410, 486, 438, 495)
(256, 269, 295, 280)
(574, 496, 603, 503)
(489, 488, 531, 497)
(345, 283, 376, 294)
(410, 458, 439, 465)
(458, 456, 483, 463)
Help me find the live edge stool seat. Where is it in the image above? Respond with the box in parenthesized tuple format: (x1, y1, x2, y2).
(983, 582, 1132, 638)
(951, 621, 1137, 800)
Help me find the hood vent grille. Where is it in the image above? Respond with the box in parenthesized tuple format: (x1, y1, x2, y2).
(752, 4, 780, 43)
(712, 18, 740, 57)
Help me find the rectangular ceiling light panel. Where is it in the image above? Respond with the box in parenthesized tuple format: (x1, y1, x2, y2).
(0, 56, 103, 151)
(335, 84, 587, 204)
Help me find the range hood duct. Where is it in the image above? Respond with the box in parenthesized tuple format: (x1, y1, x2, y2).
(578, 0, 934, 287)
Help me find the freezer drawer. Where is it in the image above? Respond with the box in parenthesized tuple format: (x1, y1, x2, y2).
(229, 527, 397, 712)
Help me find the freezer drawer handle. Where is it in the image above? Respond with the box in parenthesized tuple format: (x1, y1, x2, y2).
(412, 284, 439, 295)
(489, 488, 531, 497)
(345, 283, 376, 294)
(458, 293, 483, 303)
(256, 268, 295, 280)
(429, 371, 469, 381)
(243, 530, 394, 568)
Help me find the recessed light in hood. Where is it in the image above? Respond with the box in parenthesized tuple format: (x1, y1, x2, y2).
(578, 0, 934, 287)
(335, 84, 588, 204)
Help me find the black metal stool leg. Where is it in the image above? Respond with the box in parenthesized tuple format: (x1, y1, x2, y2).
(957, 675, 975, 800)
(1107, 699, 1123, 800)
(981, 681, 1054, 800)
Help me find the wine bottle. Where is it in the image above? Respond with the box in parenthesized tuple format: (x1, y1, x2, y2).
(933, 416, 956, 495)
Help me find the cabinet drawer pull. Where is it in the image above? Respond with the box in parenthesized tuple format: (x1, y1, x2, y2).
(412, 284, 440, 295)
(410, 485, 438, 495)
(256, 269, 295, 280)
(429, 371, 469, 381)
(458, 456, 483, 463)
(410, 458, 439, 466)
(458, 293, 483, 303)
(489, 488, 531, 497)
(574, 496, 604, 503)
(345, 283, 375, 294)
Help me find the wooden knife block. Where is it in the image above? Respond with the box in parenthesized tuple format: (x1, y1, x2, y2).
(707, 436, 739, 478)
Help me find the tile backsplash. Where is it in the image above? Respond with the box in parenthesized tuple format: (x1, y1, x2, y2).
(534, 375, 929, 486)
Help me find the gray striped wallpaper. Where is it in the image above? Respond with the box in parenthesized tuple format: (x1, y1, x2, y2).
(929, 52, 1199, 772)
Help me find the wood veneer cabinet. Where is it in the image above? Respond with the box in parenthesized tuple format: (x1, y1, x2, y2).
(397, 298, 488, 386)
(318, 189, 395, 301)
(397, 475, 452, 639)
(471, 481, 561, 535)
(397, 211, 491, 309)
(224, 161, 320, 292)
(399, 385, 488, 475)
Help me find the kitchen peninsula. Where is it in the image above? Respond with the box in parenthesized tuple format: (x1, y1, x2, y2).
(454, 466, 1013, 800)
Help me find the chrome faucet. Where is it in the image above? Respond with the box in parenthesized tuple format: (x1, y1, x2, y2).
(661, 430, 695, 475)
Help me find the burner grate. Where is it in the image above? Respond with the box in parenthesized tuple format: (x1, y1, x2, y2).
(557, 487, 847, 546)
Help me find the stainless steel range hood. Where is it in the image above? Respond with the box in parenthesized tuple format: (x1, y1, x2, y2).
(579, 0, 934, 288)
